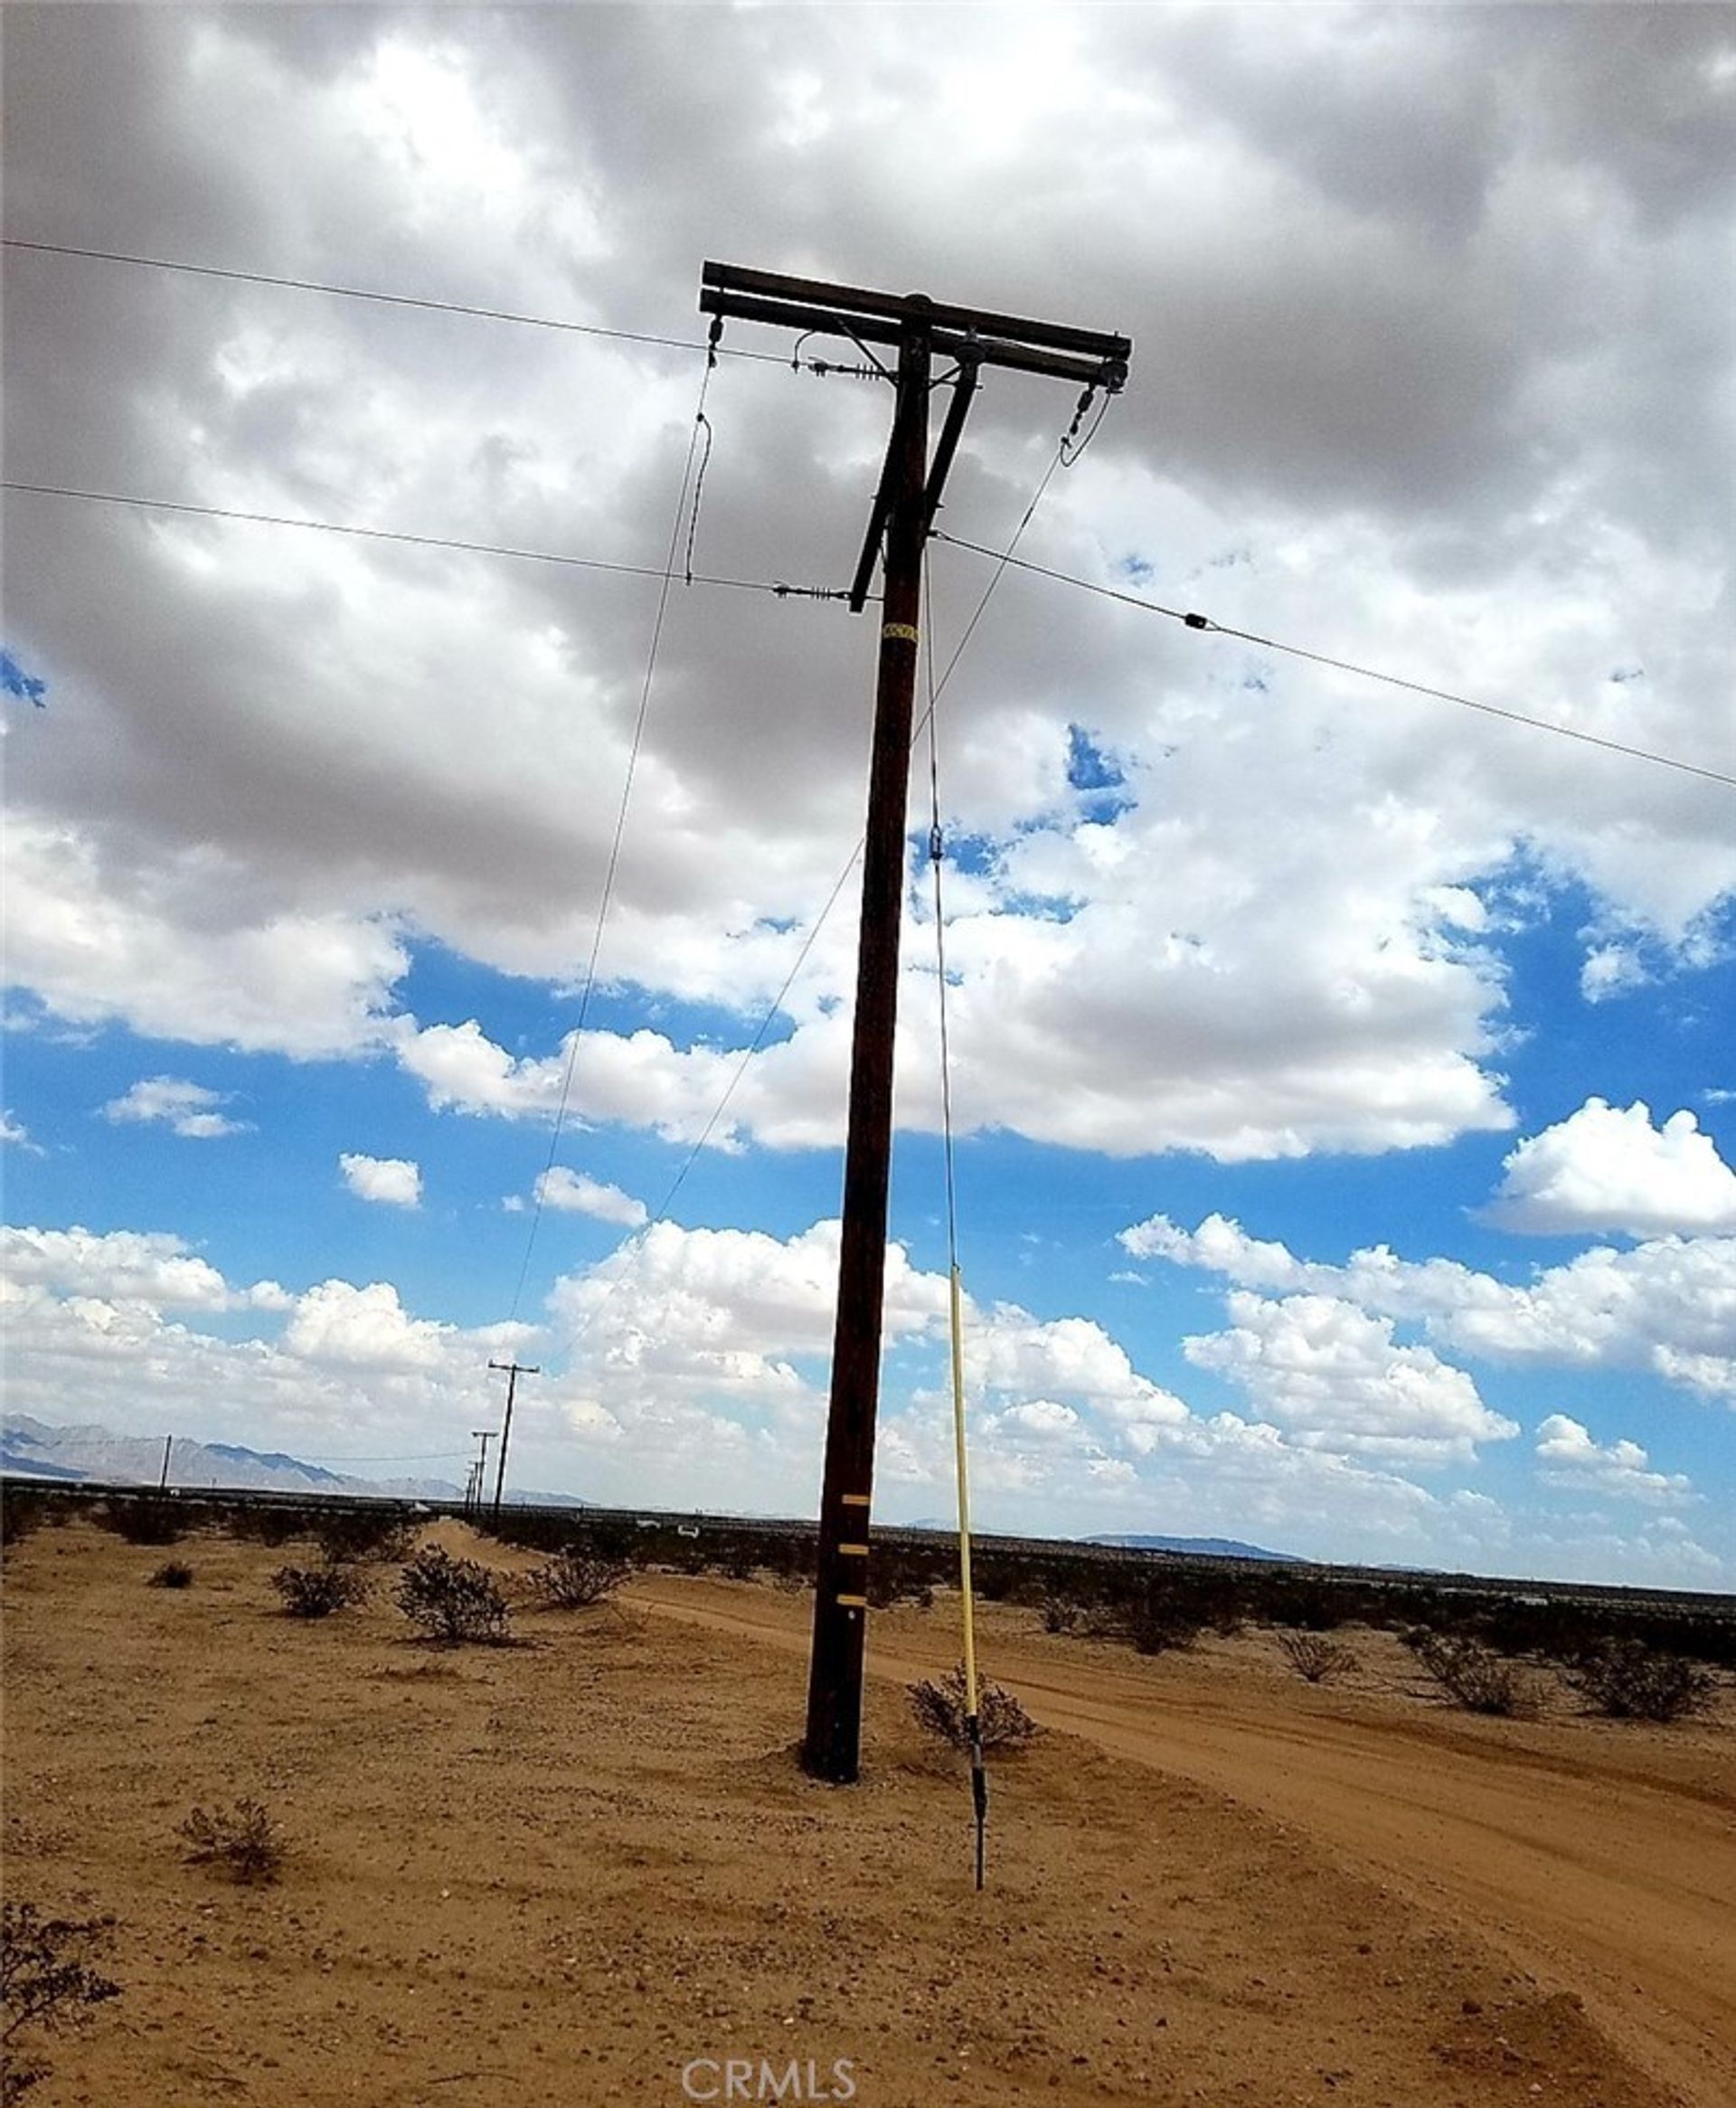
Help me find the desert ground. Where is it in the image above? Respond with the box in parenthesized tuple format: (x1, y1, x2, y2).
(3, 1515, 1732, 2108)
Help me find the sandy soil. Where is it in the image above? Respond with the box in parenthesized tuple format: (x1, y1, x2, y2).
(3, 1517, 1731, 2108)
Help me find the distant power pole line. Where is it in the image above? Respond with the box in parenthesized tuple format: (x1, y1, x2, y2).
(157, 1434, 174, 1492)
(467, 1431, 496, 1517)
(486, 1361, 539, 1519)
(697, 263, 1130, 1784)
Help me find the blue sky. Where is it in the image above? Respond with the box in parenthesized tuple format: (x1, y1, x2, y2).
(4, 5, 1733, 1585)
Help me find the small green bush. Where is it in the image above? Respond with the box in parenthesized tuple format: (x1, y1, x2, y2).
(271, 1564, 369, 1618)
(394, 1547, 511, 1645)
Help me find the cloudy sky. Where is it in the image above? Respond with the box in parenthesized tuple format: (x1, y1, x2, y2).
(4, 4, 1733, 1586)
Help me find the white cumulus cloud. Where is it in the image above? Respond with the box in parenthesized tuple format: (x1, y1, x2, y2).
(338, 1152, 423, 1208)
(103, 1075, 249, 1139)
(0, 1224, 286, 1313)
(533, 1167, 646, 1226)
(1183, 1291, 1518, 1465)
(1124, 1211, 1736, 1403)
(1486, 1098, 1736, 1237)
(1, 1110, 42, 1152)
(281, 1279, 446, 1368)
(1533, 1413, 1695, 1508)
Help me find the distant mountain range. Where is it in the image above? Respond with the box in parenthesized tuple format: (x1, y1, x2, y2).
(0, 1413, 582, 1507)
(901, 1517, 1298, 1563)
(1087, 1533, 1299, 1563)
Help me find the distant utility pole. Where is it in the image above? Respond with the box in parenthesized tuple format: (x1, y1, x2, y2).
(698, 263, 1130, 1783)
(469, 1430, 497, 1517)
(486, 1361, 539, 1520)
(157, 1434, 173, 1493)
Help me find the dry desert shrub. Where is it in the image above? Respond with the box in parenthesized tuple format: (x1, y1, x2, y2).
(146, 1560, 194, 1590)
(1277, 1631, 1359, 1684)
(99, 1498, 183, 1546)
(271, 1563, 369, 1618)
(314, 1508, 416, 1564)
(1571, 1640, 1714, 1723)
(394, 1546, 512, 1645)
(0, 1489, 49, 1564)
(1124, 1599, 1205, 1656)
(1410, 1632, 1535, 1717)
(178, 1799, 284, 1886)
(1, 1903, 121, 2103)
(223, 1503, 307, 1548)
(529, 1547, 629, 1609)
(908, 1665, 1039, 1751)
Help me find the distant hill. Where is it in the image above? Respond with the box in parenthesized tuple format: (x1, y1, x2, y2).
(1088, 1533, 1300, 1563)
(900, 1518, 1298, 1564)
(2, 1413, 465, 1502)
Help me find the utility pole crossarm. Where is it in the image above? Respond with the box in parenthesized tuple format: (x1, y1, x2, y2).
(699, 262, 1131, 387)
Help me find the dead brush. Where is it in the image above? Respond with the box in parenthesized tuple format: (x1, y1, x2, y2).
(1277, 1631, 1359, 1683)
(178, 1799, 284, 1885)
(270, 1563, 369, 1618)
(1410, 1631, 1535, 1717)
(1, 1901, 121, 2104)
(394, 1546, 512, 1645)
(1571, 1639, 1714, 1723)
(908, 1664, 1039, 1751)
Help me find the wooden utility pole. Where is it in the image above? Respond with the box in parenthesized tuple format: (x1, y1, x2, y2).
(699, 264, 1130, 1783)
(487, 1361, 538, 1519)
(157, 1434, 173, 1493)
(468, 1430, 496, 1517)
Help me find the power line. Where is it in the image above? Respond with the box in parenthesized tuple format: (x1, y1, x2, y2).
(507, 351, 722, 1322)
(543, 411, 1092, 1373)
(932, 532, 1735, 792)
(297, 1451, 471, 1466)
(1, 236, 792, 366)
(2, 479, 851, 601)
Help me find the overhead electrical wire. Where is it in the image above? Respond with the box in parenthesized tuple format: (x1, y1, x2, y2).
(932, 532, 1736, 792)
(505, 340, 724, 1324)
(543, 375, 1092, 1374)
(1, 479, 850, 601)
(12, 237, 1720, 789)
(296, 1451, 472, 1466)
(1, 236, 795, 366)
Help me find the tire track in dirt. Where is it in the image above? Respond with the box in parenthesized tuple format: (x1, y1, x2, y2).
(635, 1578, 1736, 2108)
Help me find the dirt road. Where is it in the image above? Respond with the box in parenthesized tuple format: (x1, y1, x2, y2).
(637, 1575, 1736, 2107)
